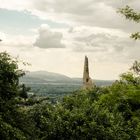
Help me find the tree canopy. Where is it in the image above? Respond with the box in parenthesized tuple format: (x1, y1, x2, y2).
(0, 52, 34, 140)
(29, 61, 140, 140)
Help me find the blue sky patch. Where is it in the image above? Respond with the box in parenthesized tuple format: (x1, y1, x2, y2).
(0, 8, 68, 35)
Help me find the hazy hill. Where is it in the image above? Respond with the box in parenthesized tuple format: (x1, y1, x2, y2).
(25, 71, 71, 81)
(20, 71, 114, 97)
(20, 71, 114, 85)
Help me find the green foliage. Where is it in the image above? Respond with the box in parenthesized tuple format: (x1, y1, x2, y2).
(29, 61, 140, 140)
(120, 61, 140, 86)
(19, 84, 30, 99)
(0, 52, 24, 101)
(0, 116, 26, 140)
(119, 5, 140, 40)
(131, 32, 140, 40)
(0, 52, 34, 140)
(130, 61, 140, 75)
(119, 6, 140, 23)
(1, 51, 140, 139)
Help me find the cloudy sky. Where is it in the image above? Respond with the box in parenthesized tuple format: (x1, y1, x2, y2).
(0, 0, 140, 80)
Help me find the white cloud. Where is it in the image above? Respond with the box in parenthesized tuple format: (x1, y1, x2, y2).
(0, 0, 140, 32)
(0, 29, 139, 80)
(30, 0, 140, 32)
(0, 0, 31, 11)
(62, 26, 140, 64)
(34, 24, 65, 48)
(0, 0, 140, 80)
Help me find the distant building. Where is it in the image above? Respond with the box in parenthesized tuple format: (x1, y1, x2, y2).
(83, 56, 94, 89)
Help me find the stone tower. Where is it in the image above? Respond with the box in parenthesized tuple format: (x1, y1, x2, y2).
(83, 56, 93, 89)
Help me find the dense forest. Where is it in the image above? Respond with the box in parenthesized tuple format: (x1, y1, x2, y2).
(0, 51, 140, 140)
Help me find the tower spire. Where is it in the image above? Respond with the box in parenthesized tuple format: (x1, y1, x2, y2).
(83, 56, 89, 80)
(83, 56, 93, 89)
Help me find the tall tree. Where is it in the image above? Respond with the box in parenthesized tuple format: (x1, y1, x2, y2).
(0, 52, 24, 102)
(0, 52, 34, 140)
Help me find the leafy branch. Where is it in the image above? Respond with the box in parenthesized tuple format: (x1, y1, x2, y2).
(119, 5, 140, 40)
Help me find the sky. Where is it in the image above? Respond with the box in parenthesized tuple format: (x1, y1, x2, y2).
(0, 0, 140, 80)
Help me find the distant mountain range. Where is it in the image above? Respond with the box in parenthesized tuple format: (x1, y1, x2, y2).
(20, 71, 73, 83)
(20, 71, 115, 97)
(20, 71, 114, 86)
